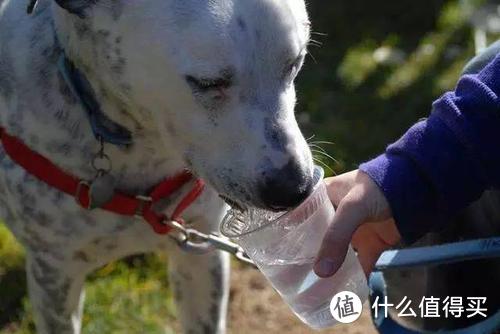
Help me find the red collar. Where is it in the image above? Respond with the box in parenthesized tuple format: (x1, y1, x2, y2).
(0, 127, 205, 235)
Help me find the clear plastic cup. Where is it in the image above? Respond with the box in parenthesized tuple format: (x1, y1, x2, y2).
(221, 167, 368, 329)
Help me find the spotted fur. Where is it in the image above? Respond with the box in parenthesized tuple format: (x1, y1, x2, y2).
(0, 0, 311, 333)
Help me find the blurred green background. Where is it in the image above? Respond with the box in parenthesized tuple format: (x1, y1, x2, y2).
(1, 0, 499, 332)
(299, 0, 493, 173)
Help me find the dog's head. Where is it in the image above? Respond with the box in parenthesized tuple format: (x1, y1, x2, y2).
(52, 0, 314, 211)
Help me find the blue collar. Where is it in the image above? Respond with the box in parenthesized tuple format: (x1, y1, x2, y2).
(58, 55, 133, 146)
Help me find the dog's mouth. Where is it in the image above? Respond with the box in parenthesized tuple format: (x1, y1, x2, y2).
(219, 194, 248, 212)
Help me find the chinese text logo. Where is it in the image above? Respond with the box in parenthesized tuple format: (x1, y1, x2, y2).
(330, 291, 363, 323)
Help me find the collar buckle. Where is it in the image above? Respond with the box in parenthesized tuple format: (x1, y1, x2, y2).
(134, 195, 153, 219)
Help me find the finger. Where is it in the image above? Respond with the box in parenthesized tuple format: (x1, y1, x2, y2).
(356, 247, 382, 277)
(352, 222, 399, 276)
(351, 227, 380, 275)
(324, 171, 358, 207)
(313, 196, 367, 277)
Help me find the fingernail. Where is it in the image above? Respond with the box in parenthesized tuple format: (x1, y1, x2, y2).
(314, 259, 337, 277)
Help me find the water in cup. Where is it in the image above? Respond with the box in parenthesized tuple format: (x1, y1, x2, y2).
(221, 167, 369, 329)
(258, 246, 366, 328)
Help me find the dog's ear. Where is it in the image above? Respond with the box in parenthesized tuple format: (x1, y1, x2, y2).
(54, 0, 95, 17)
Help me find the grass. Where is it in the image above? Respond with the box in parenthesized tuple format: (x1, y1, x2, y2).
(0, 223, 179, 334)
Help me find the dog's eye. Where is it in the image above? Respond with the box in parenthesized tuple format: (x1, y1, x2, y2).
(285, 54, 306, 81)
(185, 75, 232, 92)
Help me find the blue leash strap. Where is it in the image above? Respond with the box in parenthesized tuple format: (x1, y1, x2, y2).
(374, 237, 500, 271)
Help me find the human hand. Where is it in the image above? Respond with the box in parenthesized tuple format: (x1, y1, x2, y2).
(313, 170, 401, 277)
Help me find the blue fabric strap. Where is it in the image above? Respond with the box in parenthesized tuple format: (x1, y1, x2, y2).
(374, 238, 500, 270)
(58, 55, 133, 146)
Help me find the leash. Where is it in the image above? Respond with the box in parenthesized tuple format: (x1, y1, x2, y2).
(374, 237, 500, 271)
(165, 220, 256, 266)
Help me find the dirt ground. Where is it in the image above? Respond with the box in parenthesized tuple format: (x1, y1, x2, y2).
(227, 264, 378, 334)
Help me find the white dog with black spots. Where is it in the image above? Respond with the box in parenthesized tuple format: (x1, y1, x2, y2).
(0, 0, 314, 333)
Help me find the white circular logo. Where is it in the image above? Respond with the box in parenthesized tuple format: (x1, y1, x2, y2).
(330, 291, 363, 324)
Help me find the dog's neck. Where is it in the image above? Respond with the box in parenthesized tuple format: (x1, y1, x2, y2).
(60, 54, 148, 146)
(60, 54, 188, 192)
(0, 2, 188, 194)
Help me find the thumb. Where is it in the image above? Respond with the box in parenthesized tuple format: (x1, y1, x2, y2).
(313, 195, 367, 278)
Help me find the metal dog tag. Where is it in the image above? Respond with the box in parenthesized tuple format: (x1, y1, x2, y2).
(89, 172, 116, 209)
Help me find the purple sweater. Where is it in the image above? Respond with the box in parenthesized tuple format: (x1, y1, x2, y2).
(360, 53, 500, 244)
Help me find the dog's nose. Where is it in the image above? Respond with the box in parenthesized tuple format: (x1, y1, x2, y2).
(258, 160, 313, 210)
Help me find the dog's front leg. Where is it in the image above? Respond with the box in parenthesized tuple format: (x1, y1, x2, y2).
(26, 253, 86, 334)
(168, 246, 230, 334)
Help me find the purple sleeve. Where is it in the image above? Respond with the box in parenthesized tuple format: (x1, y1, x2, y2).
(360, 54, 500, 244)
